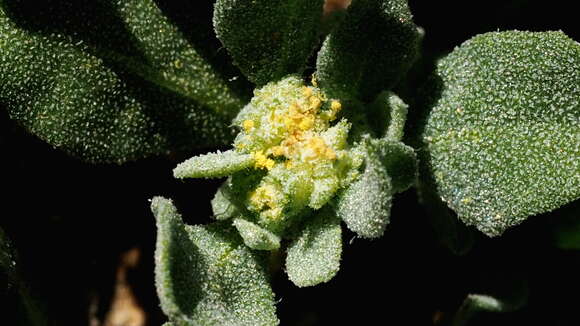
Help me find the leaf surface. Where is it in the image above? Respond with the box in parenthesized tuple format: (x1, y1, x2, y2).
(152, 197, 279, 326)
(423, 31, 580, 236)
(214, 0, 324, 85)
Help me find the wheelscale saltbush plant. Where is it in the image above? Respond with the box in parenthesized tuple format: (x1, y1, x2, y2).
(1, 0, 579, 325)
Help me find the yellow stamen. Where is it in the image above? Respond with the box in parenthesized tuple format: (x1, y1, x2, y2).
(253, 151, 275, 170)
(298, 115, 315, 130)
(242, 120, 255, 132)
(325, 148, 337, 160)
(331, 100, 342, 112)
(270, 146, 285, 157)
(309, 96, 322, 110)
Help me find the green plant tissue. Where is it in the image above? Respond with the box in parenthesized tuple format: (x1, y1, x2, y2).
(152, 197, 279, 326)
(423, 31, 580, 236)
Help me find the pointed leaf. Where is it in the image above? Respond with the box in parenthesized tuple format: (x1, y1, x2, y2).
(151, 197, 279, 326)
(0, 1, 248, 163)
(316, 0, 421, 101)
(214, 0, 324, 85)
(286, 207, 342, 287)
(336, 143, 393, 238)
(423, 31, 580, 236)
(233, 218, 281, 251)
(174, 150, 254, 179)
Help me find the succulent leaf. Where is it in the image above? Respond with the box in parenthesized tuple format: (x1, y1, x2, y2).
(368, 91, 409, 140)
(423, 31, 580, 236)
(0, 1, 247, 163)
(173, 150, 254, 179)
(233, 218, 281, 251)
(151, 197, 279, 326)
(336, 141, 393, 238)
(285, 207, 342, 287)
(316, 0, 421, 101)
(213, 0, 324, 85)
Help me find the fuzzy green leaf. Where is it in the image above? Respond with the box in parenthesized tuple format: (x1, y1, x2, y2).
(174, 150, 254, 179)
(336, 142, 393, 239)
(214, 0, 324, 85)
(316, 0, 421, 101)
(370, 138, 417, 194)
(423, 31, 580, 236)
(417, 151, 474, 255)
(286, 207, 342, 287)
(151, 197, 279, 326)
(0, 1, 248, 163)
(211, 186, 241, 221)
(233, 218, 281, 251)
(368, 91, 409, 140)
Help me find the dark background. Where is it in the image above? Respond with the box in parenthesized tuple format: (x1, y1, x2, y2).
(1, 0, 579, 325)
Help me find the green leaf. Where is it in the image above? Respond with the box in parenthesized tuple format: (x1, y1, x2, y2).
(417, 151, 474, 255)
(151, 197, 279, 326)
(368, 91, 409, 140)
(336, 141, 393, 239)
(174, 150, 254, 179)
(233, 218, 281, 251)
(316, 0, 421, 101)
(0, 1, 248, 163)
(423, 31, 580, 236)
(370, 138, 417, 194)
(211, 186, 241, 221)
(286, 207, 342, 287)
(214, 0, 324, 85)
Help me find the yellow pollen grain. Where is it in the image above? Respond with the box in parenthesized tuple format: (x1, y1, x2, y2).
(309, 96, 322, 110)
(270, 146, 285, 157)
(325, 148, 337, 160)
(242, 119, 255, 132)
(250, 185, 277, 209)
(311, 74, 318, 87)
(253, 151, 275, 170)
(298, 115, 315, 130)
(331, 100, 342, 111)
(302, 86, 313, 97)
(306, 137, 328, 159)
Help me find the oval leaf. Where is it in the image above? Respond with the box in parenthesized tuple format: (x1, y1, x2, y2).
(423, 31, 580, 236)
(173, 150, 254, 179)
(151, 197, 279, 326)
(316, 0, 421, 101)
(233, 218, 281, 251)
(286, 207, 342, 287)
(336, 143, 393, 239)
(214, 0, 324, 85)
